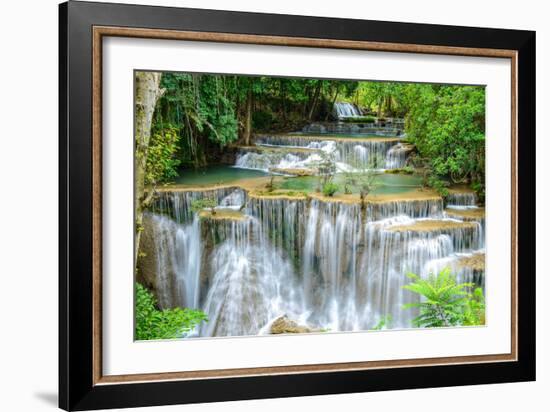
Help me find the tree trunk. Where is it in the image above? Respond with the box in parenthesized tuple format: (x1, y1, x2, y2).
(307, 81, 322, 120)
(135, 72, 164, 270)
(244, 85, 252, 146)
(325, 86, 340, 121)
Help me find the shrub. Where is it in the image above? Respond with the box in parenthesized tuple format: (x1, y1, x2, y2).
(384, 166, 415, 175)
(145, 125, 181, 185)
(322, 182, 339, 197)
(135, 283, 208, 340)
(402, 268, 484, 328)
(190, 198, 217, 215)
(371, 315, 392, 331)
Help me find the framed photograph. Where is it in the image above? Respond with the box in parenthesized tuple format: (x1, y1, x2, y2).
(59, 1, 535, 410)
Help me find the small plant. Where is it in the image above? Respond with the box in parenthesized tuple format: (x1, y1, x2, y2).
(402, 268, 484, 328)
(313, 149, 337, 192)
(462, 287, 486, 326)
(322, 182, 339, 197)
(354, 158, 380, 202)
(190, 198, 217, 215)
(370, 315, 392, 331)
(135, 283, 208, 340)
(265, 172, 276, 192)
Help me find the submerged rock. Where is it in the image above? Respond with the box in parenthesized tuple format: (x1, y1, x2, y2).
(270, 315, 315, 334)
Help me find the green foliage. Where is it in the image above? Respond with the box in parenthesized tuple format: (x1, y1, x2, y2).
(403, 85, 485, 197)
(146, 71, 485, 195)
(384, 166, 415, 175)
(135, 283, 208, 340)
(402, 268, 485, 328)
(462, 287, 486, 326)
(190, 198, 217, 214)
(145, 125, 181, 185)
(371, 315, 392, 331)
(322, 181, 339, 197)
(426, 175, 450, 197)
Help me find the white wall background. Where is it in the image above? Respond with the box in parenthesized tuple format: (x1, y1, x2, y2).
(0, 0, 546, 411)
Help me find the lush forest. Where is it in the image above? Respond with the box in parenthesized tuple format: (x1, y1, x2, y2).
(145, 73, 485, 197)
(134, 71, 486, 340)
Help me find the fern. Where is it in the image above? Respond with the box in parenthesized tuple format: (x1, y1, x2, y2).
(403, 268, 483, 328)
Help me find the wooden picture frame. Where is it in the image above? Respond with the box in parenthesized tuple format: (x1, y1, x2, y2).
(59, 1, 535, 410)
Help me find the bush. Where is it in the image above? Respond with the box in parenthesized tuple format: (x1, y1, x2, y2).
(402, 268, 485, 328)
(135, 283, 208, 340)
(190, 198, 217, 215)
(322, 182, 339, 197)
(384, 166, 415, 175)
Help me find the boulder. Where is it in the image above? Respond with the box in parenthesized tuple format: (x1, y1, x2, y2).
(270, 315, 314, 334)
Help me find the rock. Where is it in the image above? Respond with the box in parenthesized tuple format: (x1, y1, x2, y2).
(136, 214, 159, 294)
(270, 315, 314, 334)
(269, 167, 315, 176)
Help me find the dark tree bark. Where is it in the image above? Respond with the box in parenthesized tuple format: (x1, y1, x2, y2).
(308, 80, 322, 121)
(243, 84, 252, 146)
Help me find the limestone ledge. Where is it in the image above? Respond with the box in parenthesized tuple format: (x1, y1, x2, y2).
(456, 253, 485, 271)
(199, 209, 247, 221)
(445, 208, 485, 221)
(154, 182, 445, 206)
(447, 184, 477, 195)
(257, 133, 401, 144)
(387, 219, 477, 233)
(233, 145, 319, 154)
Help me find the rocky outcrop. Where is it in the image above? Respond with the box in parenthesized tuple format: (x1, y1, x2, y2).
(270, 315, 315, 334)
(136, 214, 158, 294)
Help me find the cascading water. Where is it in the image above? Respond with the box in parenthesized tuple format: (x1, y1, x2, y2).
(239, 135, 402, 171)
(152, 187, 247, 222)
(147, 213, 202, 310)
(144, 189, 485, 336)
(198, 217, 305, 337)
(334, 102, 362, 118)
(385, 143, 413, 169)
(446, 192, 477, 207)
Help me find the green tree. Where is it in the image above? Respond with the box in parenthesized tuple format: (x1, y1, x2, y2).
(402, 268, 484, 328)
(135, 283, 208, 340)
(403, 84, 485, 199)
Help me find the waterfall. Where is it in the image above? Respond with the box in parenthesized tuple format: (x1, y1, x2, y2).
(148, 214, 202, 310)
(299, 200, 364, 330)
(385, 143, 412, 169)
(334, 102, 362, 118)
(446, 192, 477, 206)
(152, 187, 246, 222)
(234, 149, 319, 172)
(143, 188, 485, 337)
(239, 136, 398, 171)
(198, 216, 305, 337)
(302, 122, 401, 136)
(366, 198, 444, 220)
(425, 252, 485, 291)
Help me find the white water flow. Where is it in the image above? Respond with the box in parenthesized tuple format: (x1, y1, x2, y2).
(149, 214, 202, 310)
(446, 192, 478, 207)
(385, 143, 411, 169)
(198, 217, 305, 337)
(236, 136, 407, 171)
(146, 187, 485, 337)
(334, 102, 362, 118)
